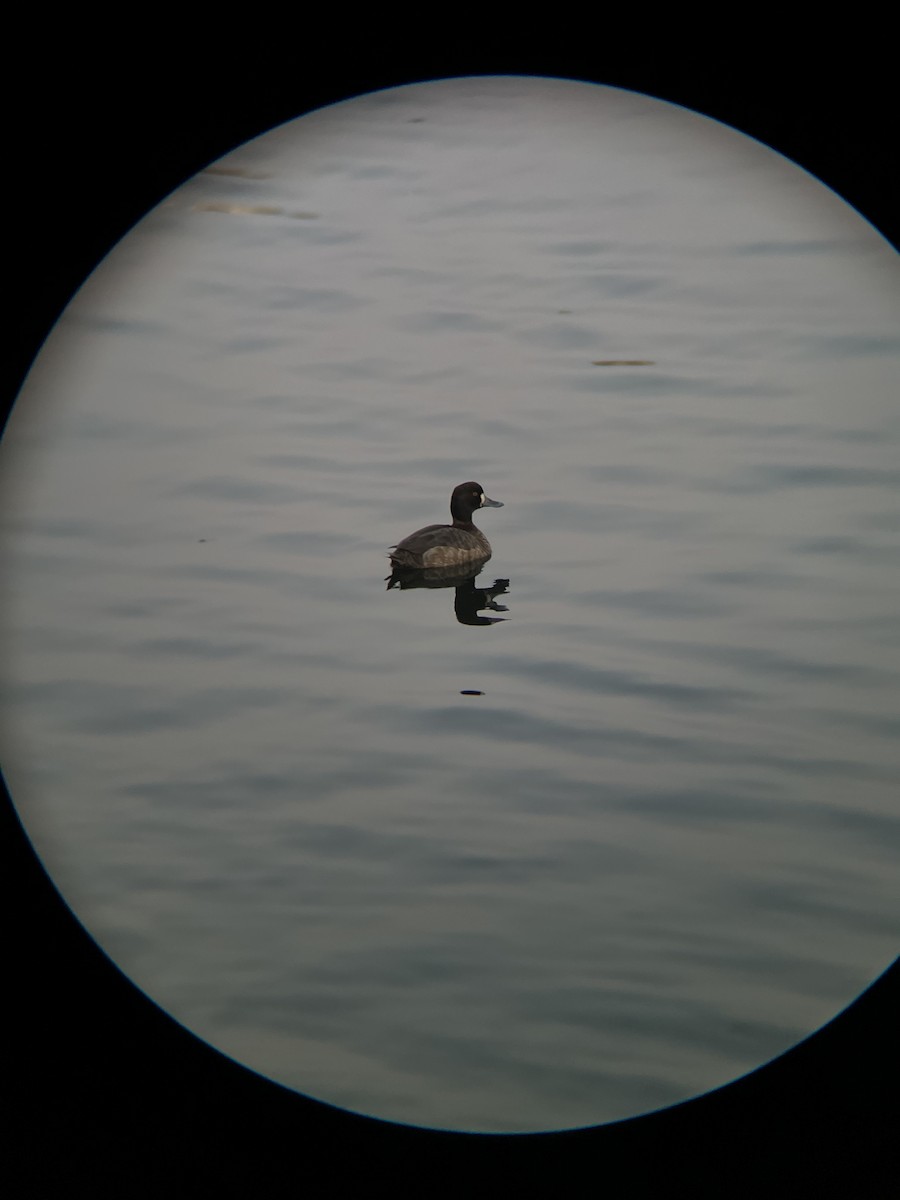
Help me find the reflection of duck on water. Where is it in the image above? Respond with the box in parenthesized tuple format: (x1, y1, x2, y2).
(387, 481, 503, 570)
(386, 562, 510, 625)
(453, 576, 509, 625)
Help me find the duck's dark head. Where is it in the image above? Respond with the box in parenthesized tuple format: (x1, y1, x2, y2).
(450, 481, 503, 525)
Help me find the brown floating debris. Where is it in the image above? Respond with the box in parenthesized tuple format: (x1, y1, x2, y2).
(192, 203, 320, 220)
(193, 202, 284, 216)
(591, 359, 656, 366)
(201, 165, 272, 179)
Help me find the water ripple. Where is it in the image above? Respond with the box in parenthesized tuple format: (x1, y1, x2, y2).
(480, 656, 750, 710)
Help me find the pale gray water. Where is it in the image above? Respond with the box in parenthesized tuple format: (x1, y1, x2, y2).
(2, 76, 899, 1133)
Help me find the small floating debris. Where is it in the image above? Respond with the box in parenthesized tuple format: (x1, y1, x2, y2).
(460, 690, 484, 696)
(201, 165, 272, 179)
(193, 202, 285, 216)
(591, 359, 656, 366)
(192, 203, 321, 220)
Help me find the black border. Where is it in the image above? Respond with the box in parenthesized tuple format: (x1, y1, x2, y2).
(5, 38, 899, 1196)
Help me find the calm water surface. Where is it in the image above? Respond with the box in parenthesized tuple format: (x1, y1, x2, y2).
(2, 77, 899, 1132)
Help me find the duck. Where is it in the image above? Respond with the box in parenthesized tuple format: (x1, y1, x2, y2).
(388, 481, 504, 569)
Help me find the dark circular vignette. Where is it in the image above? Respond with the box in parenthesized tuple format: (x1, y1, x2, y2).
(4, 42, 899, 1196)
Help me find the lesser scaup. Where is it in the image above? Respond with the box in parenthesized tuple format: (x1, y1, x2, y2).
(388, 481, 504, 569)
